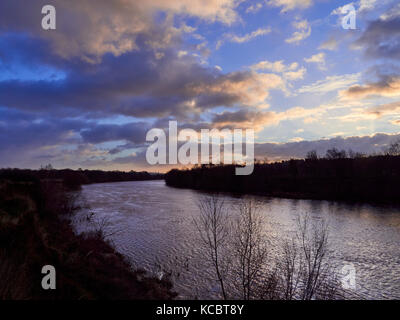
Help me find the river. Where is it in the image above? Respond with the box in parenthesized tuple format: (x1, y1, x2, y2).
(72, 180, 400, 300)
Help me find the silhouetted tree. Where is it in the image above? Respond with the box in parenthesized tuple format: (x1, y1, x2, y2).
(232, 200, 267, 300)
(348, 149, 365, 159)
(276, 214, 338, 300)
(165, 155, 400, 203)
(195, 195, 230, 299)
(385, 139, 400, 156)
(306, 150, 318, 161)
(40, 163, 54, 170)
(325, 148, 347, 159)
(194, 200, 341, 300)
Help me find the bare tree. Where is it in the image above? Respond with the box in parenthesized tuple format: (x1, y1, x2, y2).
(384, 139, 400, 156)
(195, 195, 230, 299)
(297, 214, 330, 300)
(279, 238, 302, 300)
(325, 148, 347, 159)
(275, 214, 338, 300)
(232, 199, 267, 300)
(256, 266, 280, 300)
(348, 149, 365, 159)
(194, 198, 340, 300)
(88, 215, 124, 240)
(306, 150, 318, 161)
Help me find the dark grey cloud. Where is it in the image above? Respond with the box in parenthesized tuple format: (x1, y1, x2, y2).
(211, 109, 277, 129)
(0, 108, 87, 167)
(0, 1, 265, 121)
(0, 108, 82, 149)
(340, 75, 400, 99)
(80, 122, 150, 144)
(0, 35, 278, 120)
(344, 5, 400, 103)
(108, 142, 141, 155)
(355, 5, 400, 61)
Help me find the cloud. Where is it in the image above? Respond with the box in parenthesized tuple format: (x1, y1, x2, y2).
(304, 52, 326, 70)
(208, 101, 339, 132)
(210, 102, 343, 132)
(364, 101, 400, 118)
(0, 37, 286, 119)
(80, 122, 150, 144)
(354, 4, 400, 61)
(298, 73, 361, 94)
(278, 105, 327, 122)
(211, 109, 279, 130)
(380, 2, 400, 21)
(285, 19, 311, 44)
(319, 37, 338, 51)
(254, 132, 400, 161)
(216, 27, 271, 49)
(110, 132, 400, 170)
(268, 0, 313, 13)
(250, 60, 306, 80)
(192, 71, 285, 108)
(0, 108, 100, 168)
(0, 0, 241, 62)
(0, 109, 79, 149)
(340, 76, 400, 100)
(284, 67, 307, 80)
(1, 0, 399, 171)
(251, 60, 287, 73)
(331, 1, 377, 16)
(359, 0, 378, 12)
(246, 3, 263, 13)
(289, 137, 304, 142)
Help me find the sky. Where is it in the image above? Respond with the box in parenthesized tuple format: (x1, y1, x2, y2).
(0, 0, 400, 171)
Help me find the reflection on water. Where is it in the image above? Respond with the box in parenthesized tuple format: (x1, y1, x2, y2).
(72, 180, 400, 299)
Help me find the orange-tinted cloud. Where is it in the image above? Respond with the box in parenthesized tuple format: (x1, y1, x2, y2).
(0, 0, 241, 62)
(340, 76, 400, 100)
(211, 109, 279, 130)
(365, 101, 400, 117)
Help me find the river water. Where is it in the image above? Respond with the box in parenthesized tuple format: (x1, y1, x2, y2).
(72, 180, 400, 300)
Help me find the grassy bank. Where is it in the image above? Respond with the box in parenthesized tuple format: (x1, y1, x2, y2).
(0, 176, 176, 299)
(165, 155, 400, 203)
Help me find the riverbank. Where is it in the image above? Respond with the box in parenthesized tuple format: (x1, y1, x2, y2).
(0, 176, 175, 299)
(165, 155, 400, 204)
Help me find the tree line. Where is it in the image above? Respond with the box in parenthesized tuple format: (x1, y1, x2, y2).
(0, 166, 163, 190)
(166, 142, 400, 203)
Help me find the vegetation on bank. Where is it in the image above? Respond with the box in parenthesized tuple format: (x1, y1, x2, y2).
(0, 174, 175, 299)
(165, 152, 400, 203)
(0, 167, 163, 190)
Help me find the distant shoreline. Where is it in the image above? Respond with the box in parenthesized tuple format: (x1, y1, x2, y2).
(165, 155, 400, 205)
(165, 182, 400, 207)
(0, 168, 164, 190)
